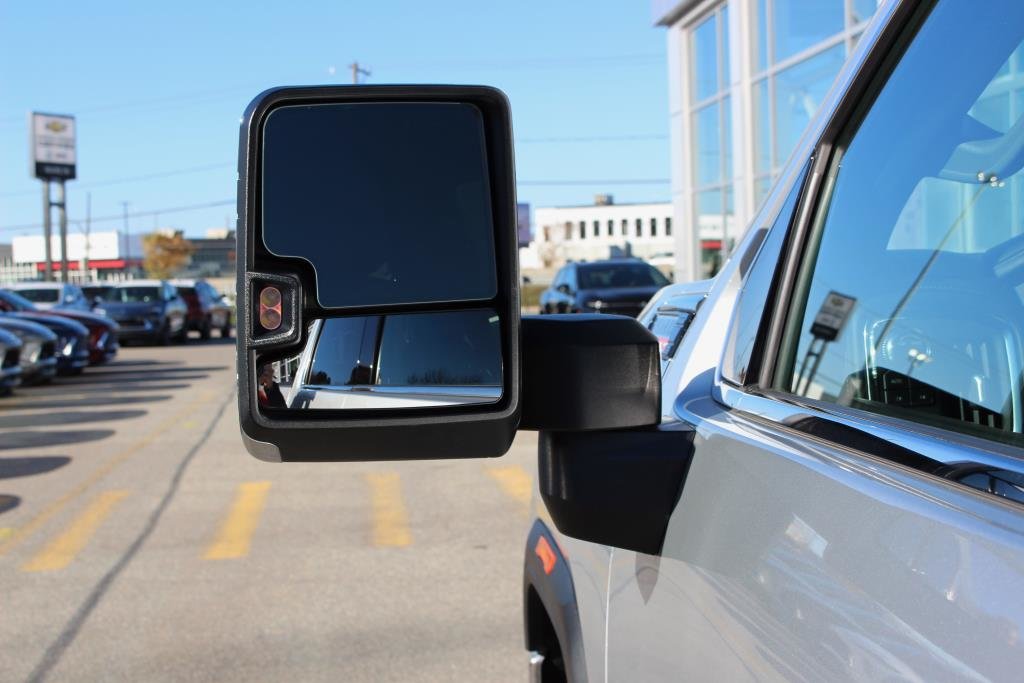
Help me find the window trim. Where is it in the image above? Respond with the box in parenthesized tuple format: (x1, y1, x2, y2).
(714, 0, 1024, 476)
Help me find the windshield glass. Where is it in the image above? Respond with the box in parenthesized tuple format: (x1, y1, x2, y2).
(0, 289, 35, 312)
(14, 288, 60, 303)
(105, 287, 162, 303)
(578, 263, 670, 289)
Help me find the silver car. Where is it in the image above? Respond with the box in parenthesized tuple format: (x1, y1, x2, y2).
(0, 328, 22, 395)
(521, 1, 1024, 681)
(0, 317, 57, 385)
(6, 281, 90, 311)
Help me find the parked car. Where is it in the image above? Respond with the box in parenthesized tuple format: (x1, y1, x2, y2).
(6, 281, 91, 311)
(0, 328, 22, 396)
(5, 311, 87, 376)
(538, 259, 670, 317)
(236, 4, 1024, 679)
(0, 289, 119, 365)
(171, 279, 233, 339)
(96, 280, 188, 345)
(0, 317, 57, 385)
(79, 283, 112, 310)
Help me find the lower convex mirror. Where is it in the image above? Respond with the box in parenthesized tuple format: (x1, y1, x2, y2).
(258, 309, 503, 412)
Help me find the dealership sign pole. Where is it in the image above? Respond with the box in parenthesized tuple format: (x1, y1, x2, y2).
(31, 112, 76, 282)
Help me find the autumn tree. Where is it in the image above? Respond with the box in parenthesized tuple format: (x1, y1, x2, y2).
(142, 231, 194, 279)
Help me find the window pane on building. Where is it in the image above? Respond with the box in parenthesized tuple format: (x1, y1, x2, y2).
(692, 14, 719, 101)
(756, 0, 769, 71)
(754, 79, 772, 174)
(773, 43, 845, 167)
(723, 95, 733, 179)
(851, 0, 880, 24)
(772, 0, 844, 64)
(694, 102, 722, 186)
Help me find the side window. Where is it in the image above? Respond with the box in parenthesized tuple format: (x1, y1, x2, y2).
(780, 0, 1024, 448)
(308, 316, 380, 386)
(721, 162, 808, 385)
(376, 310, 501, 386)
(649, 309, 693, 362)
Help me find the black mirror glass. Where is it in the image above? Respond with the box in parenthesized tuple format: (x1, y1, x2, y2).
(258, 308, 502, 412)
(261, 102, 498, 308)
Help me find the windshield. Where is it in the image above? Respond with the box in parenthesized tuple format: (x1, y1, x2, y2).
(578, 263, 670, 289)
(105, 287, 162, 303)
(13, 288, 60, 303)
(0, 289, 36, 312)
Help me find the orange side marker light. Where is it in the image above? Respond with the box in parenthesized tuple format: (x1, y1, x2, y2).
(535, 535, 557, 575)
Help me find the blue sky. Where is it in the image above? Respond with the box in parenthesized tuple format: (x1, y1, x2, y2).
(0, 1, 670, 241)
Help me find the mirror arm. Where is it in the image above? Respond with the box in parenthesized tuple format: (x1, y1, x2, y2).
(519, 315, 661, 431)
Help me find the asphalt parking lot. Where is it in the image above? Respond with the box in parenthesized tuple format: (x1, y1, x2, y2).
(0, 336, 537, 682)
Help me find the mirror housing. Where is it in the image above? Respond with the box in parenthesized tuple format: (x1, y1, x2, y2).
(236, 85, 521, 462)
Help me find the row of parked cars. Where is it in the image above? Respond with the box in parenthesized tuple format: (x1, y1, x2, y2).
(0, 278, 233, 395)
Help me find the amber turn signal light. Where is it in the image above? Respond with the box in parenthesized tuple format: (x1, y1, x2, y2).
(258, 286, 283, 330)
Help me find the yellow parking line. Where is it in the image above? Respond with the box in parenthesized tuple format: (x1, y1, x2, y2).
(204, 481, 272, 560)
(22, 491, 129, 572)
(0, 391, 216, 557)
(488, 466, 532, 506)
(366, 472, 411, 548)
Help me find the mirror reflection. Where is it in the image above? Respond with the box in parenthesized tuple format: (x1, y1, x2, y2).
(259, 309, 502, 411)
(261, 102, 497, 308)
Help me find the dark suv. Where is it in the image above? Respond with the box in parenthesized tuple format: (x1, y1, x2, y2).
(538, 259, 670, 317)
(171, 279, 232, 339)
(98, 280, 188, 345)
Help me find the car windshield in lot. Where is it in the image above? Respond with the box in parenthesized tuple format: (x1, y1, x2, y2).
(578, 262, 669, 289)
(105, 287, 162, 303)
(14, 288, 60, 303)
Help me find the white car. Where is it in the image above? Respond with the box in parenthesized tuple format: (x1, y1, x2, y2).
(6, 281, 90, 311)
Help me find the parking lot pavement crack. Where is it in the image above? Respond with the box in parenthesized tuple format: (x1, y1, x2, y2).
(23, 388, 235, 683)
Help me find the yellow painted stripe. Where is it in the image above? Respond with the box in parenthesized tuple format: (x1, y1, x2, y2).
(488, 466, 532, 506)
(367, 472, 411, 548)
(0, 390, 218, 557)
(22, 491, 129, 572)
(204, 481, 272, 560)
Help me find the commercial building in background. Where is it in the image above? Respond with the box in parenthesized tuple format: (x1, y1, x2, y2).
(528, 195, 677, 272)
(181, 229, 236, 278)
(11, 231, 143, 278)
(653, 0, 881, 280)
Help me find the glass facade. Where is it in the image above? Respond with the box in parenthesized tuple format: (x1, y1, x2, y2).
(684, 0, 881, 278)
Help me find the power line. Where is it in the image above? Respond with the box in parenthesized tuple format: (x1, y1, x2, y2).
(0, 199, 235, 233)
(0, 135, 667, 199)
(0, 177, 670, 234)
(0, 162, 234, 199)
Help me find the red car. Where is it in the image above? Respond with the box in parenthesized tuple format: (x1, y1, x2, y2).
(171, 279, 232, 339)
(0, 289, 119, 364)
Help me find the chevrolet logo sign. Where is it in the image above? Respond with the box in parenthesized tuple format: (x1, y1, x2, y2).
(44, 120, 68, 133)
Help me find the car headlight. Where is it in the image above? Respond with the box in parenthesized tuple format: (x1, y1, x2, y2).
(583, 299, 605, 310)
(62, 337, 77, 356)
(23, 340, 41, 363)
(93, 307, 107, 316)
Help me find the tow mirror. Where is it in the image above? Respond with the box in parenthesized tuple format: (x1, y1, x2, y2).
(236, 85, 520, 462)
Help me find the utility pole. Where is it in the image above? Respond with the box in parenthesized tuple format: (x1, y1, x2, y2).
(56, 180, 69, 282)
(41, 181, 53, 281)
(121, 201, 131, 275)
(350, 61, 370, 84)
(82, 192, 91, 274)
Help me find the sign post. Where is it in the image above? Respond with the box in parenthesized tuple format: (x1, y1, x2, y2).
(31, 113, 76, 282)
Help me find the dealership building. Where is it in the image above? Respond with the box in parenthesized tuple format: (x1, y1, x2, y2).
(653, 0, 881, 280)
(528, 196, 679, 271)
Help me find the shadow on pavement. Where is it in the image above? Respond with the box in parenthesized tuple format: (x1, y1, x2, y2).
(79, 364, 229, 378)
(54, 373, 211, 385)
(101, 359, 185, 368)
(0, 456, 71, 479)
(0, 410, 146, 429)
(0, 430, 115, 450)
(21, 383, 191, 395)
(0, 493, 20, 515)
(0, 395, 172, 410)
